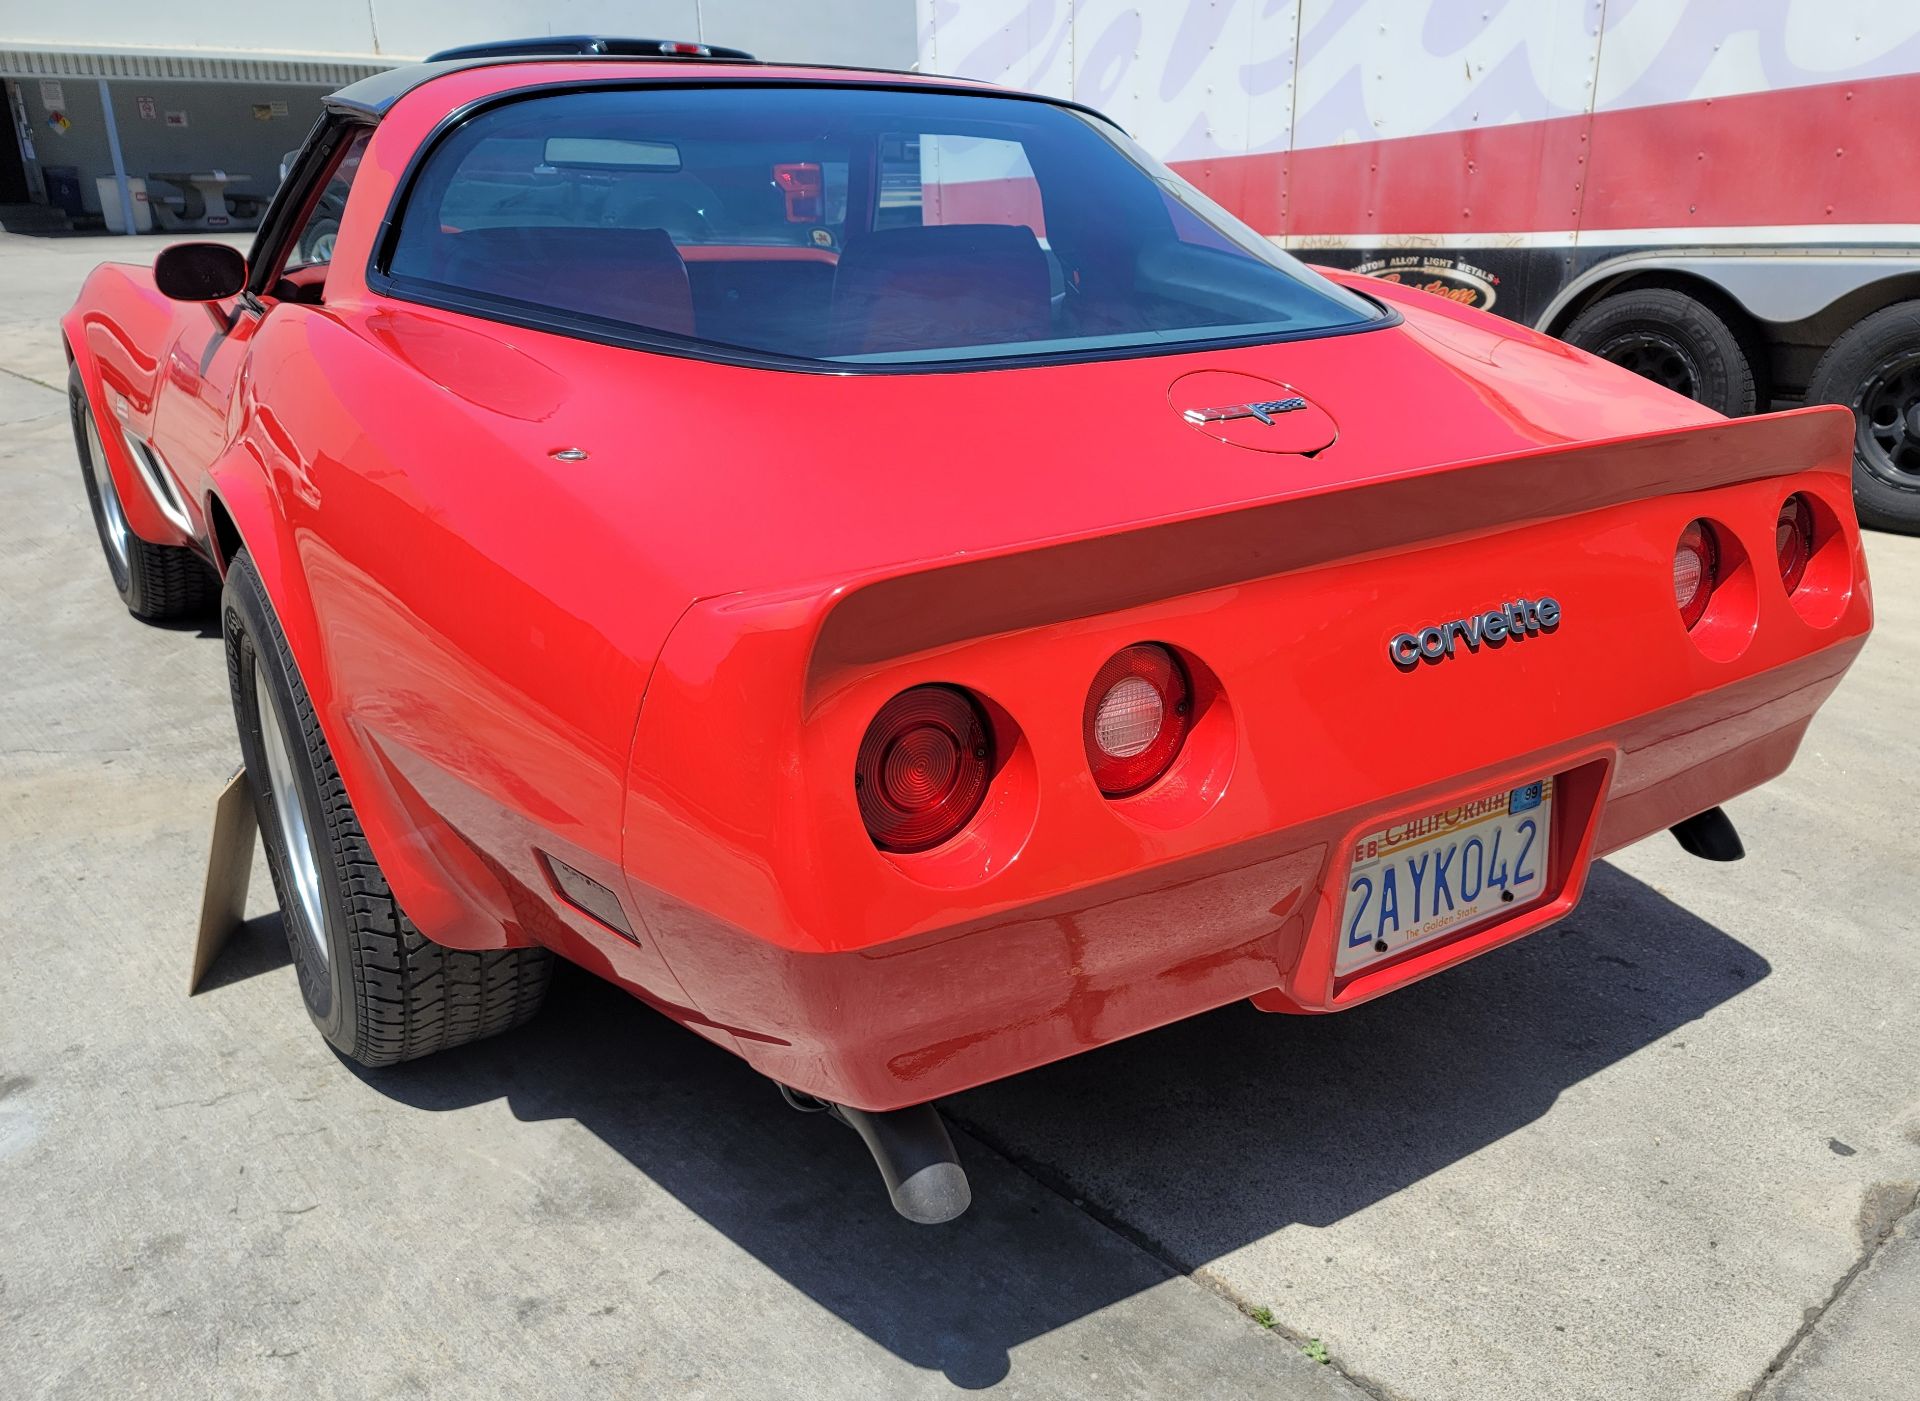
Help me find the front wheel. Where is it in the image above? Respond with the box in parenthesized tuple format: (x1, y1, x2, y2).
(69, 364, 218, 622)
(298, 216, 339, 267)
(222, 552, 552, 1065)
(1806, 300, 1920, 535)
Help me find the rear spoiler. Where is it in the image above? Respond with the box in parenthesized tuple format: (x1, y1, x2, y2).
(807, 406, 1853, 689)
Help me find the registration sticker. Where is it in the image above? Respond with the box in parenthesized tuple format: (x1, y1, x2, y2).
(1336, 779, 1554, 975)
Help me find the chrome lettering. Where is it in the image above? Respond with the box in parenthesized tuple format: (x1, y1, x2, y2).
(1389, 595, 1562, 668)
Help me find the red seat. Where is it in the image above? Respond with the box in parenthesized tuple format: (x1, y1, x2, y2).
(828, 224, 1052, 355)
(435, 226, 695, 337)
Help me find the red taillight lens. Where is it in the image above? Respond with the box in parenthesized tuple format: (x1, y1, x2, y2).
(772, 162, 824, 222)
(1084, 644, 1191, 797)
(1674, 519, 1719, 630)
(855, 686, 991, 853)
(1776, 494, 1815, 593)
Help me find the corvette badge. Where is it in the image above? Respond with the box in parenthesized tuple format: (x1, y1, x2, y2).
(1390, 597, 1563, 669)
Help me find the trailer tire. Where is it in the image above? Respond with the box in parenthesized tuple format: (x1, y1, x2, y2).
(1806, 300, 1920, 535)
(69, 365, 219, 622)
(222, 552, 553, 1066)
(1564, 288, 1757, 418)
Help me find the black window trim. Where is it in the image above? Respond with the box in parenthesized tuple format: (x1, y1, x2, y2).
(247, 112, 378, 301)
(364, 75, 1399, 377)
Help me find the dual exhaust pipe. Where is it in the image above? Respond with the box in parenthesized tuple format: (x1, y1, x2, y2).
(1670, 805, 1744, 862)
(781, 1085, 972, 1225)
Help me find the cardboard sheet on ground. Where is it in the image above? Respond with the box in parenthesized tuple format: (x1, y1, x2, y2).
(190, 767, 257, 995)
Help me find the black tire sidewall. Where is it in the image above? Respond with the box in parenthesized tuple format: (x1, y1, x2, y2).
(300, 218, 340, 265)
(1565, 288, 1757, 417)
(222, 554, 353, 1047)
(1806, 301, 1920, 534)
(68, 365, 136, 604)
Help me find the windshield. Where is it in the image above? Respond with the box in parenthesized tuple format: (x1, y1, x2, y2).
(385, 84, 1384, 368)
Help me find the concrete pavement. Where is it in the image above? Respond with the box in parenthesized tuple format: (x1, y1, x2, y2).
(2, 229, 1916, 1400)
(1766, 1207, 1920, 1401)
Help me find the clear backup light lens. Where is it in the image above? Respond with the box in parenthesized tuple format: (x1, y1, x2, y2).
(1674, 519, 1719, 630)
(1776, 494, 1815, 593)
(1084, 644, 1191, 797)
(1095, 676, 1164, 758)
(855, 685, 991, 853)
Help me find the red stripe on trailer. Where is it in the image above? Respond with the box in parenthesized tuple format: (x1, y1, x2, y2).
(1171, 71, 1920, 238)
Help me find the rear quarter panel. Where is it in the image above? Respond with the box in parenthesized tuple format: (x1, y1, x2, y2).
(222, 300, 696, 1003)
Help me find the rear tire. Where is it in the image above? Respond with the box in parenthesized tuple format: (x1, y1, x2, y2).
(69, 364, 218, 622)
(1563, 288, 1758, 417)
(222, 552, 552, 1065)
(1805, 300, 1920, 535)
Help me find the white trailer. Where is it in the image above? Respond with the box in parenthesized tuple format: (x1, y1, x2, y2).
(919, 0, 1920, 531)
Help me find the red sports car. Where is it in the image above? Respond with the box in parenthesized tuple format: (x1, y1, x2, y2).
(63, 39, 1873, 1223)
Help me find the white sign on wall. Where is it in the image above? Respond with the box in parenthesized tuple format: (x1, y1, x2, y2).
(38, 81, 64, 110)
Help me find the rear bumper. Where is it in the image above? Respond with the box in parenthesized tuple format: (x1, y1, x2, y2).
(618, 423, 1870, 1110)
(633, 646, 1847, 1109)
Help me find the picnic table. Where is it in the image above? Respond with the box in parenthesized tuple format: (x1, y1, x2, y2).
(146, 171, 264, 231)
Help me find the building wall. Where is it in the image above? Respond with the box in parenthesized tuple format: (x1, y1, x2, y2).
(21, 77, 323, 216)
(3, 1, 917, 67)
(2, 0, 917, 220)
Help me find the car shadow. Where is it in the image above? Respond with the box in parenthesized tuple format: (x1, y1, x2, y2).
(344, 859, 1765, 1388)
(146, 615, 224, 641)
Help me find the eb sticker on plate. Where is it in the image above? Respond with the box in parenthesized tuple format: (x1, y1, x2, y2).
(1336, 779, 1553, 975)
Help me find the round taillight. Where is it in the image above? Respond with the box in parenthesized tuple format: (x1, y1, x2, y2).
(1776, 494, 1815, 594)
(1083, 644, 1191, 797)
(1674, 519, 1719, 630)
(855, 686, 991, 853)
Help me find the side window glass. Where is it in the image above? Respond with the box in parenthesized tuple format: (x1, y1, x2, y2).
(284, 129, 370, 273)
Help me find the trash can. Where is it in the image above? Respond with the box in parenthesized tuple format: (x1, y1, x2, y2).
(95, 176, 154, 234)
(43, 165, 85, 218)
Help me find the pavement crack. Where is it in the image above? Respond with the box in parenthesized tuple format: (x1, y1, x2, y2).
(946, 1111, 1401, 1400)
(0, 363, 61, 394)
(1748, 1181, 1920, 1398)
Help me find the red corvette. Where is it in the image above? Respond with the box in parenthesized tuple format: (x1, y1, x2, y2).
(63, 40, 1872, 1222)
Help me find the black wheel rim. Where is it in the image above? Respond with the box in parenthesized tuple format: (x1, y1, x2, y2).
(1853, 350, 1920, 490)
(1595, 330, 1701, 398)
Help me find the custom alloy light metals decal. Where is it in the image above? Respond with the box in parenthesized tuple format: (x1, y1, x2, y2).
(1390, 597, 1562, 669)
(1350, 255, 1501, 311)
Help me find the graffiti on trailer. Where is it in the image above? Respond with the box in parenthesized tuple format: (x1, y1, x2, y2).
(920, 0, 1920, 164)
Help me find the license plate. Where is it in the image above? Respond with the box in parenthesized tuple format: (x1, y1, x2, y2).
(1336, 779, 1553, 975)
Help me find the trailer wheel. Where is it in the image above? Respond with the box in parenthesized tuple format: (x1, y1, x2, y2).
(1563, 288, 1757, 417)
(68, 365, 219, 622)
(222, 552, 553, 1065)
(1806, 300, 1920, 535)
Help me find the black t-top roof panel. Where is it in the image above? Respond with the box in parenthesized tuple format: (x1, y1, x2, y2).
(424, 36, 756, 62)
